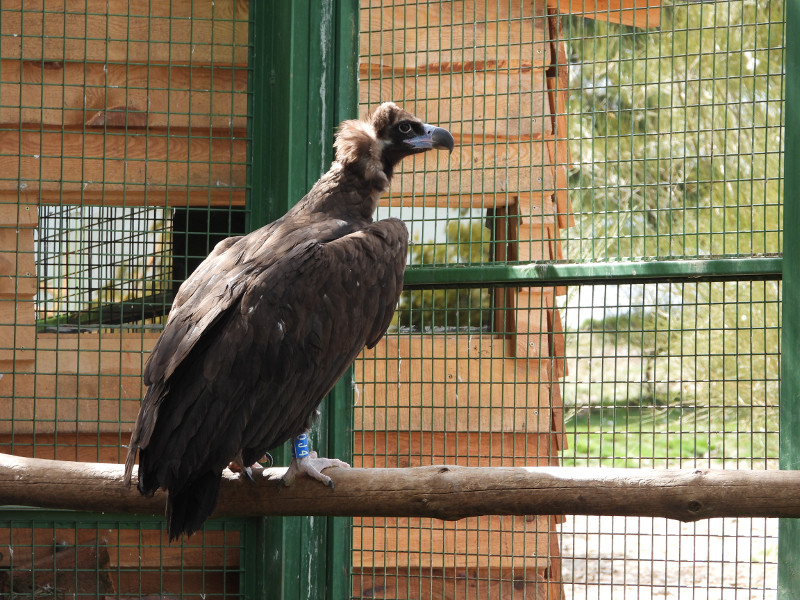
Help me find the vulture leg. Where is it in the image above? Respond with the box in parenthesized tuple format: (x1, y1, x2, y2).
(281, 433, 350, 488)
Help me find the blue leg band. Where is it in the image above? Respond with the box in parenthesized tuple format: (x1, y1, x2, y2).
(293, 433, 310, 459)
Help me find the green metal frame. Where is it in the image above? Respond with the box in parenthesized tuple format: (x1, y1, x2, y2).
(404, 257, 783, 289)
(246, 1, 358, 599)
(779, 0, 799, 594)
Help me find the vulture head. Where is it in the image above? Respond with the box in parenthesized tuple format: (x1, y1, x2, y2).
(334, 102, 455, 190)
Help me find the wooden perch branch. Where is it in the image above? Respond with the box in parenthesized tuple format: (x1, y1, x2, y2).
(1, 453, 799, 523)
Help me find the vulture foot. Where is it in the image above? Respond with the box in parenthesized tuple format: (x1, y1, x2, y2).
(227, 458, 266, 483)
(228, 452, 272, 483)
(281, 451, 350, 489)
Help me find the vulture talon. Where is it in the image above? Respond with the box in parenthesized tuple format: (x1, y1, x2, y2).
(228, 460, 261, 484)
(122, 102, 454, 540)
(281, 451, 350, 489)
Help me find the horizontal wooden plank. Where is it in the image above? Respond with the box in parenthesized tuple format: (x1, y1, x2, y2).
(354, 431, 560, 469)
(0, 527, 239, 570)
(0, 298, 36, 362)
(514, 288, 557, 365)
(5, 330, 554, 434)
(353, 566, 551, 600)
(117, 571, 237, 596)
(0, 210, 38, 300)
(1, 0, 250, 65)
(516, 213, 558, 263)
(0, 226, 36, 297)
(355, 334, 550, 433)
(17, 189, 247, 208)
(361, 1, 550, 71)
(112, 527, 240, 569)
(0, 375, 145, 434)
(0, 429, 563, 471)
(1, 60, 249, 130)
(0, 272, 36, 298)
(0, 202, 37, 227)
(0, 333, 158, 435)
(353, 514, 552, 569)
(0, 129, 247, 192)
(378, 192, 520, 211)
(360, 71, 553, 139)
(0, 432, 130, 464)
(519, 193, 557, 226)
(33, 333, 157, 373)
(394, 137, 555, 197)
(377, 191, 553, 213)
(549, 0, 661, 28)
(0, 228, 35, 272)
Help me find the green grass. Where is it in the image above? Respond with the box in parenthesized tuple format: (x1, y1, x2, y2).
(560, 406, 778, 468)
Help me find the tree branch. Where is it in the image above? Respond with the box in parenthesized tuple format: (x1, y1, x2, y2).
(1, 453, 798, 522)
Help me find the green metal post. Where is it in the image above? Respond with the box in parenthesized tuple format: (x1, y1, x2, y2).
(324, 4, 359, 597)
(780, 0, 799, 595)
(246, 1, 358, 598)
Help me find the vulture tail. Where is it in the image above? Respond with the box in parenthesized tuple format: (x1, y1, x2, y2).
(165, 471, 222, 541)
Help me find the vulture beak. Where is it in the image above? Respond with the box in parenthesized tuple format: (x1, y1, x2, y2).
(404, 124, 455, 153)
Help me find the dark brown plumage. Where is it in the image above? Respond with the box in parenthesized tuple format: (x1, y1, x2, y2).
(123, 102, 455, 540)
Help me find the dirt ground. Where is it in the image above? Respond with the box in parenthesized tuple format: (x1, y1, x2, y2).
(558, 515, 778, 600)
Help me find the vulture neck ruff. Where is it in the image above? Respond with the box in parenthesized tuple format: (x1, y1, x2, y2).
(334, 118, 392, 193)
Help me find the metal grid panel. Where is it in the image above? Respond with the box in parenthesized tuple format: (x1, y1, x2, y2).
(35, 206, 172, 330)
(0, 1, 251, 596)
(0, 1, 786, 599)
(356, 1, 567, 597)
(561, 281, 780, 472)
(559, 280, 780, 598)
(0, 0, 250, 459)
(554, 0, 783, 597)
(357, 0, 783, 599)
(560, 0, 783, 263)
(0, 511, 246, 598)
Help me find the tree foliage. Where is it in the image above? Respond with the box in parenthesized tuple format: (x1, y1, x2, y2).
(562, 0, 783, 260)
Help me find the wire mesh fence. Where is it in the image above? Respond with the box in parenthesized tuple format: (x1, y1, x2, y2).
(0, 0, 251, 596)
(355, 0, 783, 598)
(0, 0, 787, 598)
(552, 1, 783, 597)
(558, 279, 780, 597)
(0, 512, 246, 598)
(560, 1, 783, 263)
(355, 1, 568, 597)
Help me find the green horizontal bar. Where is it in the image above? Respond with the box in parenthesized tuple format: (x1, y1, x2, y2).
(0, 507, 247, 530)
(403, 256, 783, 289)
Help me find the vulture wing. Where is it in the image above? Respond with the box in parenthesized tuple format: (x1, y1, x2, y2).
(141, 217, 341, 386)
(127, 217, 407, 537)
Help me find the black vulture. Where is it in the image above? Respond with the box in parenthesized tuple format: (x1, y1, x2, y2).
(123, 102, 455, 540)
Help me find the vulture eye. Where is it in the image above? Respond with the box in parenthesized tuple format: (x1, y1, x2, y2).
(398, 122, 413, 134)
